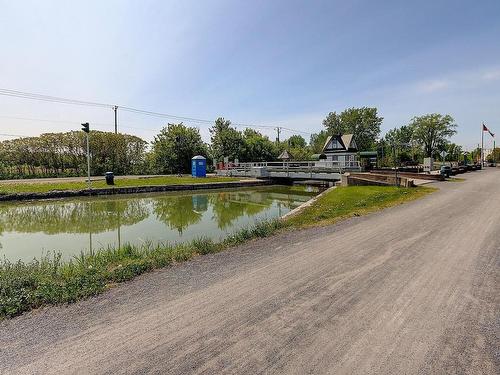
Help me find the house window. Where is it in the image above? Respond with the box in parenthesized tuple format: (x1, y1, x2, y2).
(329, 139, 341, 149)
(326, 138, 343, 150)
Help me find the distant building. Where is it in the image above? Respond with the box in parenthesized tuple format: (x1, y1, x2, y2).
(278, 149, 293, 161)
(322, 134, 358, 166)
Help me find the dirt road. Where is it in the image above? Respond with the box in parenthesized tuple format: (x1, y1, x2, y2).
(1, 169, 498, 374)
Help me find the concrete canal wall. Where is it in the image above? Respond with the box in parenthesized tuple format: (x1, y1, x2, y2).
(341, 173, 415, 187)
(0, 180, 272, 202)
(280, 186, 336, 220)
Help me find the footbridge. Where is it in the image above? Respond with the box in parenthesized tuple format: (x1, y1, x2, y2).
(216, 161, 361, 181)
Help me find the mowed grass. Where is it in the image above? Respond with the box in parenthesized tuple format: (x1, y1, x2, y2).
(0, 176, 240, 194)
(286, 185, 435, 227)
(0, 185, 435, 319)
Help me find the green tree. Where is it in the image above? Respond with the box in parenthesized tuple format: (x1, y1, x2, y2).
(274, 138, 312, 161)
(469, 147, 482, 164)
(409, 114, 457, 157)
(444, 143, 463, 162)
(286, 135, 307, 148)
(151, 123, 208, 174)
(322, 107, 382, 151)
(0, 131, 147, 179)
(383, 125, 417, 165)
(240, 129, 277, 162)
(490, 148, 500, 163)
(289, 146, 312, 160)
(89, 131, 148, 175)
(309, 130, 329, 153)
(209, 118, 245, 162)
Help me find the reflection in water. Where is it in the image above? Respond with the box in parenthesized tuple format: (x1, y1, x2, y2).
(154, 195, 204, 234)
(211, 191, 274, 229)
(0, 186, 317, 262)
(0, 199, 149, 234)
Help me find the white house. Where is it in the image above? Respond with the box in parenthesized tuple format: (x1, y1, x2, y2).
(322, 134, 358, 167)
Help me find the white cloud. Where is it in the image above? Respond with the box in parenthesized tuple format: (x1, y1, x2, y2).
(482, 69, 500, 81)
(416, 79, 450, 93)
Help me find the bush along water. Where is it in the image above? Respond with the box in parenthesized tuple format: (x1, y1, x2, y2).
(0, 219, 286, 319)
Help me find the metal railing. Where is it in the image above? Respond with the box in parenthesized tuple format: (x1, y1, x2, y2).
(221, 160, 361, 175)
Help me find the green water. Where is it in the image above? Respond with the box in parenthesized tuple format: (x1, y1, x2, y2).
(0, 186, 317, 262)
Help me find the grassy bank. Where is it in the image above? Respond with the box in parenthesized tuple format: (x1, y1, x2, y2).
(0, 176, 240, 195)
(0, 220, 285, 319)
(287, 185, 435, 227)
(0, 185, 434, 319)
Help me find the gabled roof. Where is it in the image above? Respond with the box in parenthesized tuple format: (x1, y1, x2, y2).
(341, 134, 356, 150)
(322, 134, 357, 153)
(322, 135, 345, 152)
(278, 150, 293, 160)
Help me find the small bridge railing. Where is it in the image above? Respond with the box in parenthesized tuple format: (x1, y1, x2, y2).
(223, 160, 360, 175)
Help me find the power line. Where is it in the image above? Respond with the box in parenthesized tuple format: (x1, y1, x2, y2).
(0, 88, 312, 136)
(0, 114, 159, 133)
(0, 89, 113, 108)
(278, 127, 311, 136)
(0, 115, 98, 126)
(0, 113, 311, 138)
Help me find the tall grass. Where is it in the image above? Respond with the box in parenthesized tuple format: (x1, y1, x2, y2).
(0, 219, 286, 319)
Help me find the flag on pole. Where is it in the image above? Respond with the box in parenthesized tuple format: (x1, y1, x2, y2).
(483, 123, 495, 137)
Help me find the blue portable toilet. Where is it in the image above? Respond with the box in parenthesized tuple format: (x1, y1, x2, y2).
(191, 155, 207, 177)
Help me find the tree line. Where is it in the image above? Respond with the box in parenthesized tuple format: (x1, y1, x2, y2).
(0, 131, 147, 179)
(379, 114, 459, 166)
(0, 107, 463, 179)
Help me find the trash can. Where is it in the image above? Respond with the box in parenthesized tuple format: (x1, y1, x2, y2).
(105, 171, 114, 185)
(440, 165, 451, 178)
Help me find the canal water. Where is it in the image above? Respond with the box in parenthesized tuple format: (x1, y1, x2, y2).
(0, 186, 317, 262)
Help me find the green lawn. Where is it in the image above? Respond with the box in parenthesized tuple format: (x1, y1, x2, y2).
(286, 185, 435, 227)
(0, 176, 240, 194)
(0, 185, 436, 319)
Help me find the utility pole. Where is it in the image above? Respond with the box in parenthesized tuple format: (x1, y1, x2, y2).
(275, 127, 281, 143)
(113, 106, 118, 134)
(392, 142, 398, 186)
(81, 122, 91, 189)
(481, 123, 484, 167)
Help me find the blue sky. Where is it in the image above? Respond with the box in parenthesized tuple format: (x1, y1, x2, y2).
(1, 0, 499, 150)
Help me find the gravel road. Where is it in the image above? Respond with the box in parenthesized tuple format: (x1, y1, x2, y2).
(1, 169, 498, 374)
